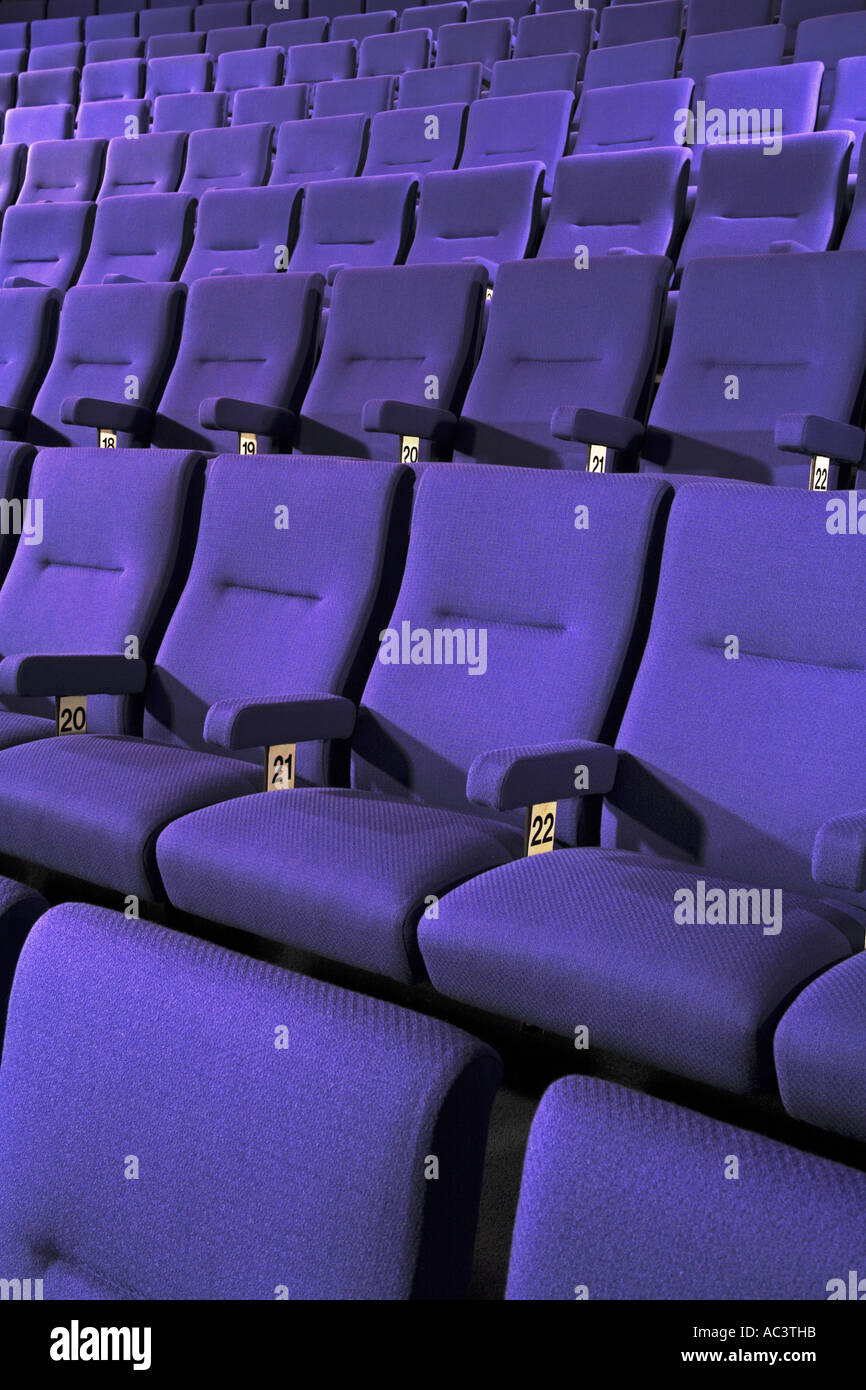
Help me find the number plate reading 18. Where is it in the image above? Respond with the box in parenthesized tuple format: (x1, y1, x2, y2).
(98, 430, 117, 449)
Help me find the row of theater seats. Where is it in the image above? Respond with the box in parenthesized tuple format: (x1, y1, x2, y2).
(1, 250, 866, 481)
(1, 454, 866, 1297)
(2, 133, 866, 295)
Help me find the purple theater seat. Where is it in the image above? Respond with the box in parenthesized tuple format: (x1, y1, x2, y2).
(97, 130, 187, 198)
(468, 0, 531, 22)
(423, 480, 866, 1094)
(538, 147, 690, 260)
(504, 1076, 866, 1299)
(3, 102, 73, 143)
(215, 46, 284, 105)
(205, 24, 267, 61)
(359, 27, 430, 77)
(400, 2, 467, 41)
(407, 161, 543, 283)
(288, 172, 417, 290)
(145, 55, 213, 103)
(459, 90, 573, 194)
(78, 192, 196, 285)
(193, 2, 251, 33)
(680, 24, 786, 106)
(152, 90, 228, 133)
(145, 33, 207, 62)
(0, 143, 25, 213)
(152, 272, 322, 453)
(309, 0, 362, 16)
(330, 10, 397, 43)
(29, 15, 83, 48)
(599, 0, 683, 48)
(643, 251, 866, 486)
(312, 73, 395, 118)
(296, 260, 485, 460)
(0, 902, 499, 1298)
(514, 8, 593, 66)
(252, 0, 306, 22)
(76, 98, 149, 140)
(580, 35, 679, 99)
(231, 82, 308, 127)
(266, 17, 329, 50)
(178, 122, 272, 198)
(15, 64, 78, 107)
(435, 16, 512, 69)
(84, 11, 137, 44)
(46, 0, 95, 17)
(138, 5, 194, 42)
(26, 41, 84, 70)
(85, 37, 143, 64)
(28, 282, 183, 445)
(0, 22, 30, 51)
(688, 63, 824, 182)
(685, 0, 772, 38)
(269, 111, 368, 185)
(0, 289, 58, 446)
(180, 184, 302, 282)
(573, 77, 693, 159)
(0, 450, 412, 900)
(285, 39, 357, 85)
(794, 10, 866, 117)
(17, 137, 105, 203)
(489, 53, 579, 97)
(80, 58, 145, 103)
(0, 202, 92, 292)
(0, 875, 46, 1048)
(396, 61, 483, 108)
(363, 102, 466, 177)
(781, 0, 866, 57)
(826, 55, 866, 181)
(776, 953, 866, 1142)
(0, 52, 27, 77)
(0, 445, 201, 748)
(455, 254, 669, 468)
(155, 463, 671, 983)
(676, 132, 851, 278)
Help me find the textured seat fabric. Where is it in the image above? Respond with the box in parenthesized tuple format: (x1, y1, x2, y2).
(289, 173, 417, 282)
(78, 193, 196, 286)
(359, 28, 430, 77)
(152, 91, 228, 133)
(407, 163, 543, 282)
(0, 903, 501, 1298)
(152, 273, 321, 452)
(30, 281, 185, 448)
(0, 454, 411, 898)
(425, 483, 866, 1093)
(642, 251, 866, 486)
(539, 148, 690, 260)
(331, 11, 397, 43)
(685, 0, 772, 37)
(312, 74, 396, 119)
(514, 9, 594, 64)
(266, 17, 328, 50)
(178, 123, 272, 198)
(285, 39, 357, 87)
(17, 138, 104, 205)
(80, 57, 145, 103)
(0, 202, 93, 293)
(3, 102, 73, 144)
(435, 17, 512, 68)
(574, 78, 694, 159)
(157, 466, 671, 982)
(0, 288, 58, 442)
(215, 45, 283, 104)
(599, 0, 683, 48)
(505, 1075, 866, 1300)
(181, 185, 301, 284)
(459, 90, 572, 194)
(775, 954, 866, 1141)
(676, 133, 851, 277)
(97, 130, 186, 198)
(0, 446, 201, 744)
(231, 83, 308, 128)
(205, 24, 267, 61)
(145, 54, 213, 103)
(455, 256, 669, 469)
(580, 36, 679, 98)
(397, 62, 483, 109)
(296, 262, 484, 460)
(0, 876, 45, 1050)
(689, 63, 823, 181)
(680, 24, 786, 106)
(27, 42, 84, 72)
(400, 3, 467, 42)
(423, 847, 850, 1093)
(363, 104, 466, 179)
(16, 63, 78, 107)
(489, 53, 579, 98)
(269, 113, 367, 186)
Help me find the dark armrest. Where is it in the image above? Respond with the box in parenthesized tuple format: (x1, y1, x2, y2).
(0, 652, 148, 698)
(59, 396, 154, 438)
(204, 693, 356, 751)
(362, 399, 457, 447)
(775, 413, 865, 464)
(0, 403, 29, 434)
(467, 740, 619, 813)
(813, 809, 866, 893)
(551, 407, 644, 453)
(198, 397, 296, 441)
